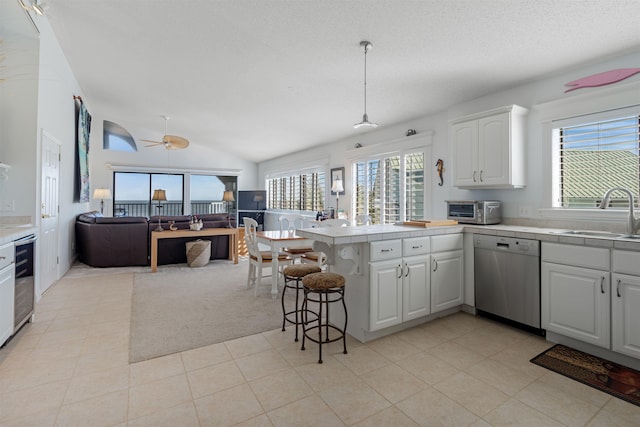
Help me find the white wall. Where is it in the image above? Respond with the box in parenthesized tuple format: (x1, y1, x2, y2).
(35, 16, 86, 273)
(259, 51, 640, 227)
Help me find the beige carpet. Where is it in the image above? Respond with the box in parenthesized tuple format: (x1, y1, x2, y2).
(129, 259, 291, 363)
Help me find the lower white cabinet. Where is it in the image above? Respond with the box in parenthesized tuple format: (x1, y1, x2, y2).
(541, 242, 611, 348)
(369, 238, 431, 331)
(612, 250, 640, 359)
(0, 243, 15, 347)
(430, 234, 464, 314)
(431, 250, 464, 313)
(541, 261, 610, 348)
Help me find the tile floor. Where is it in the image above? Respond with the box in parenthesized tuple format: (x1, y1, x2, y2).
(1, 264, 639, 426)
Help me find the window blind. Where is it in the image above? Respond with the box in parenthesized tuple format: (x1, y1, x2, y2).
(559, 114, 640, 208)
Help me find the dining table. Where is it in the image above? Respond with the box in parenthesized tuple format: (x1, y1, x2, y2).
(255, 230, 313, 298)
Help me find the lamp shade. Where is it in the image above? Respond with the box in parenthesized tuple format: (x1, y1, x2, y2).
(151, 189, 167, 201)
(331, 179, 344, 193)
(93, 188, 112, 200)
(222, 190, 235, 202)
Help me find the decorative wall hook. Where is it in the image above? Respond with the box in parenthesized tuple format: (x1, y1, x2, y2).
(436, 159, 444, 186)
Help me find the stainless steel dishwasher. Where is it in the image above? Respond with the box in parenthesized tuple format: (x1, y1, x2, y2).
(474, 234, 541, 331)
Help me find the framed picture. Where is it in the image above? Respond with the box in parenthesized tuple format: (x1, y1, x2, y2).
(330, 167, 345, 195)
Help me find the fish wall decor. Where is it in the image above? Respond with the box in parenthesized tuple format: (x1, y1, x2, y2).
(564, 68, 640, 93)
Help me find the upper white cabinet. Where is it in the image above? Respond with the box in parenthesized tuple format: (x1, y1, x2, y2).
(451, 105, 528, 189)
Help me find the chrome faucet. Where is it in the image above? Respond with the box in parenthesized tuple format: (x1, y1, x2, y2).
(599, 187, 640, 235)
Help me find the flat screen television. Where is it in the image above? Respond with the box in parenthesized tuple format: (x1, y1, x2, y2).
(238, 190, 266, 211)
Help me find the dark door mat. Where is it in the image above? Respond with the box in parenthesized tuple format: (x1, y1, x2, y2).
(530, 344, 640, 407)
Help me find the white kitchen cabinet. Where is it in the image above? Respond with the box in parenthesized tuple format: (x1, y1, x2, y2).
(370, 258, 403, 331)
(431, 250, 464, 313)
(0, 242, 15, 347)
(369, 238, 431, 331)
(541, 243, 610, 348)
(612, 250, 640, 359)
(430, 234, 464, 314)
(451, 105, 527, 189)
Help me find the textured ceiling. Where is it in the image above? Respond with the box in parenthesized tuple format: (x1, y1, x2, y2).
(45, 0, 640, 163)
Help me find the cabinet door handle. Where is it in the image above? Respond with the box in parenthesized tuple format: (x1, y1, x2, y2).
(616, 279, 622, 298)
(473, 171, 477, 182)
(381, 248, 393, 253)
(600, 276, 605, 294)
(397, 264, 402, 279)
(432, 258, 438, 272)
(411, 245, 421, 249)
(404, 263, 410, 277)
(479, 170, 484, 182)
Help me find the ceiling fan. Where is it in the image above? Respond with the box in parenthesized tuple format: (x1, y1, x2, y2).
(142, 116, 189, 150)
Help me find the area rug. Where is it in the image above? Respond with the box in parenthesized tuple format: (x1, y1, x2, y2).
(531, 344, 640, 407)
(129, 260, 290, 363)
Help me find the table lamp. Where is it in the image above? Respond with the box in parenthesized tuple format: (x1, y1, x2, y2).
(222, 190, 235, 227)
(331, 179, 344, 217)
(253, 194, 264, 210)
(93, 188, 112, 215)
(151, 189, 167, 231)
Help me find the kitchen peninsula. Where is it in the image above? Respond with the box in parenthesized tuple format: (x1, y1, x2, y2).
(296, 223, 465, 342)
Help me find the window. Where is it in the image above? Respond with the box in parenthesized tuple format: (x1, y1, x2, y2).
(103, 120, 137, 152)
(353, 150, 425, 224)
(553, 108, 640, 208)
(266, 171, 325, 211)
(113, 172, 238, 217)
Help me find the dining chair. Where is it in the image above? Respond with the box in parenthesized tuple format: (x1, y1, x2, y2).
(278, 214, 314, 262)
(243, 217, 292, 296)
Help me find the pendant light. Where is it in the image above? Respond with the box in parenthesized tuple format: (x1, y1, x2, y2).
(354, 41, 378, 129)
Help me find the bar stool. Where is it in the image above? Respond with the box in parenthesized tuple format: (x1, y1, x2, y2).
(282, 264, 322, 341)
(301, 272, 348, 363)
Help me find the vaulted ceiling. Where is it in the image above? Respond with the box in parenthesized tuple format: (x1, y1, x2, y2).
(45, 0, 640, 162)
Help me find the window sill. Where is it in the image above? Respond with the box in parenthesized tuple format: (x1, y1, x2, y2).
(538, 208, 633, 222)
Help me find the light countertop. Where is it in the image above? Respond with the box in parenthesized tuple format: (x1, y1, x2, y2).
(0, 224, 37, 246)
(297, 222, 640, 251)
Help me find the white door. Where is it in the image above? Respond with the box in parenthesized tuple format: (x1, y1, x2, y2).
(541, 262, 610, 348)
(612, 273, 640, 359)
(431, 250, 464, 313)
(40, 131, 61, 294)
(402, 255, 430, 321)
(369, 259, 402, 331)
(478, 112, 510, 186)
(452, 120, 477, 187)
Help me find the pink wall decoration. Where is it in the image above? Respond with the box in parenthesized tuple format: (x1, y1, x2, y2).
(564, 68, 640, 92)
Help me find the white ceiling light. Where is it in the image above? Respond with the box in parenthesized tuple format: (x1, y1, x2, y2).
(353, 40, 378, 129)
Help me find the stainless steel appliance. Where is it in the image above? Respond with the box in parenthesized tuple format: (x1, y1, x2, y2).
(474, 234, 541, 331)
(446, 200, 501, 224)
(14, 234, 36, 333)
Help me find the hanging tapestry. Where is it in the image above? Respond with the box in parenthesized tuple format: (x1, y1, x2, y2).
(74, 98, 92, 202)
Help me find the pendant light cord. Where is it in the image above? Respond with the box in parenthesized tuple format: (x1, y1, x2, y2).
(363, 44, 368, 115)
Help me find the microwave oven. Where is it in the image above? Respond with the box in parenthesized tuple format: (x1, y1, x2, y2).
(446, 200, 501, 224)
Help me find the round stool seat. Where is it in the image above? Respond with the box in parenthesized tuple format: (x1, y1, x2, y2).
(283, 264, 321, 278)
(302, 272, 345, 290)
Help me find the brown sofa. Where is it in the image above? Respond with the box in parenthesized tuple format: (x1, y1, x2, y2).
(75, 212, 232, 268)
